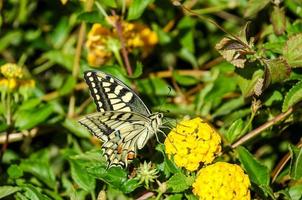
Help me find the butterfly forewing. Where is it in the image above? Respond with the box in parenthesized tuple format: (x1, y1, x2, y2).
(84, 71, 150, 115)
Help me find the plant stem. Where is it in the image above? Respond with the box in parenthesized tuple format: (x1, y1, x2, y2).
(67, 0, 94, 118)
(231, 107, 293, 148)
(0, 94, 12, 161)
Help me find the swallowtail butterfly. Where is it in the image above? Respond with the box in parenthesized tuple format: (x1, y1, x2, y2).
(78, 70, 163, 168)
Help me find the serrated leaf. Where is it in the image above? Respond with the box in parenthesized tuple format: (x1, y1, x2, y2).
(0, 186, 21, 199)
(271, 6, 286, 35)
(167, 173, 192, 192)
(127, 0, 153, 20)
(244, 0, 270, 17)
(282, 80, 302, 111)
(225, 119, 244, 143)
(283, 33, 302, 67)
(265, 57, 290, 84)
(289, 144, 302, 180)
(237, 146, 270, 186)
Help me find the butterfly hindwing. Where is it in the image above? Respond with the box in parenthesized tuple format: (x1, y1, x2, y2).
(79, 111, 153, 167)
(84, 71, 150, 116)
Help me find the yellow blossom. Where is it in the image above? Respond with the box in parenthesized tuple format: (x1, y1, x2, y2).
(0, 63, 35, 93)
(1, 63, 24, 79)
(164, 117, 221, 171)
(192, 162, 251, 200)
(86, 18, 158, 67)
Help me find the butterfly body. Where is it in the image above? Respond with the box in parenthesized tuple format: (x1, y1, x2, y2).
(78, 70, 163, 168)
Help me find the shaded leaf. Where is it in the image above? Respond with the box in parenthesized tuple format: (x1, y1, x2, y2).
(283, 33, 302, 67)
(22, 185, 51, 200)
(0, 186, 21, 199)
(167, 173, 194, 193)
(244, 0, 270, 17)
(69, 159, 96, 192)
(289, 144, 302, 180)
(236, 68, 264, 97)
(15, 103, 54, 130)
(7, 164, 23, 179)
(237, 146, 270, 186)
(271, 6, 286, 35)
(173, 72, 199, 86)
(225, 119, 244, 143)
(282, 80, 302, 111)
(137, 77, 175, 96)
(77, 11, 105, 24)
(127, 0, 154, 20)
(213, 97, 244, 117)
(59, 75, 76, 96)
(62, 118, 90, 138)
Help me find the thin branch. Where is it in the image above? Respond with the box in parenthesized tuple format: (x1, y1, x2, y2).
(113, 11, 133, 76)
(271, 138, 302, 183)
(0, 128, 38, 144)
(231, 107, 293, 148)
(136, 192, 155, 200)
(150, 69, 206, 78)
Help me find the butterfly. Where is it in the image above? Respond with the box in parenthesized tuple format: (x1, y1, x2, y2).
(78, 70, 163, 168)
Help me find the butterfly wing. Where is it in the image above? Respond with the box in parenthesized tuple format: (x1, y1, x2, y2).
(84, 70, 150, 116)
(79, 111, 154, 167)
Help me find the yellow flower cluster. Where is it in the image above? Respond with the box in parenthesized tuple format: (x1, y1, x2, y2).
(164, 117, 221, 171)
(0, 63, 35, 92)
(193, 162, 251, 200)
(86, 17, 158, 66)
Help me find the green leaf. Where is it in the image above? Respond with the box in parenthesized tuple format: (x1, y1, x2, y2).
(265, 58, 290, 84)
(213, 97, 244, 117)
(289, 144, 302, 180)
(62, 118, 90, 138)
(167, 173, 194, 193)
(236, 68, 264, 97)
(42, 50, 73, 71)
(271, 6, 286, 35)
(59, 75, 76, 96)
(17, 98, 41, 111)
(137, 77, 175, 96)
(0, 186, 21, 199)
(22, 185, 51, 200)
(7, 164, 23, 179)
(121, 179, 140, 194)
(165, 194, 183, 200)
(69, 159, 96, 192)
(127, 0, 154, 20)
(15, 103, 54, 130)
(264, 90, 283, 106)
(20, 159, 56, 189)
(225, 119, 244, 143)
(173, 72, 199, 86)
(128, 62, 143, 79)
(237, 146, 270, 186)
(0, 31, 22, 52)
(244, 0, 270, 17)
(288, 184, 302, 200)
(77, 11, 105, 23)
(282, 80, 302, 111)
(283, 33, 302, 67)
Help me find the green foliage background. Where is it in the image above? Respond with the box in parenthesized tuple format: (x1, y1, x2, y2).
(1, 0, 302, 199)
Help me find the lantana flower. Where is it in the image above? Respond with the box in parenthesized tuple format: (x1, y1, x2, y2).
(0, 63, 35, 99)
(164, 117, 221, 171)
(193, 162, 251, 200)
(86, 17, 158, 66)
